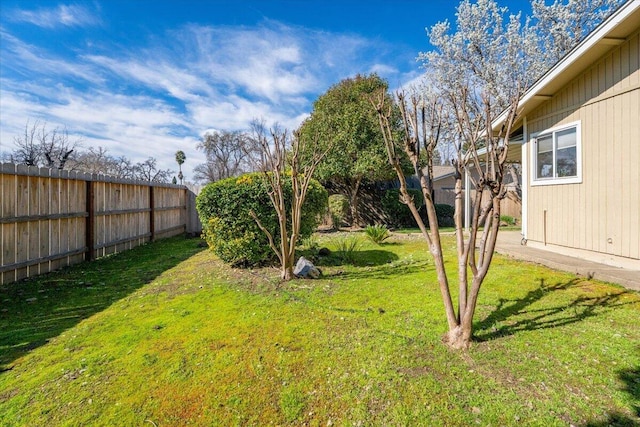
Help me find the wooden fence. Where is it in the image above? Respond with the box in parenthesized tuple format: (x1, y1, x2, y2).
(434, 189, 522, 222)
(1, 163, 201, 285)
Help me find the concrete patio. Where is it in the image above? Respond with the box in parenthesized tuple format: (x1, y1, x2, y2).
(495, 230, 640, 292)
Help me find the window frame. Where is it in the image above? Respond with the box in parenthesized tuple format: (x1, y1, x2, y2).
(531, 120, 582, 186)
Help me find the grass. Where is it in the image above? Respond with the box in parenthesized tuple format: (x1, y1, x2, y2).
(1, 233, 639, 426)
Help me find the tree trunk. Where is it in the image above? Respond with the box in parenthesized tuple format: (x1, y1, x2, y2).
(348, 178, 363, 228)
(281, 262, 294, 281)
(442, 324, 473, 350)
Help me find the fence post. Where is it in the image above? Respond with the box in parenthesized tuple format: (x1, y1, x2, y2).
(85, 180, 95, 261)
(149, 185, 155, 242)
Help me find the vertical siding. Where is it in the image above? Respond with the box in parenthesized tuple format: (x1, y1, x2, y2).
(526, 32, 640, 260)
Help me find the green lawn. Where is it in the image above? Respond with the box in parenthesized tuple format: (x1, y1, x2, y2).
(1, 234, 638, 426)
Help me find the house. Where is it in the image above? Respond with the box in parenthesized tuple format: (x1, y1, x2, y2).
(492, 0, 640, 270)
(406, 165, 458, 203)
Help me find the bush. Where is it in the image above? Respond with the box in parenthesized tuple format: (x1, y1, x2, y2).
(380, 188, 423, 228)
(328, 194, 349, 229)
(365, 224, 390, 244)
(435, 204, 455, 227)
(196, 173, 328, 267)
(500, 215, 517, 226)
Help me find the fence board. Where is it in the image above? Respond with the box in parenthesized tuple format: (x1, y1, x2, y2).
(1, 164, 200, 284)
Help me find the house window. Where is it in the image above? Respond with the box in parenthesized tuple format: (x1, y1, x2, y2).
(533, 121, 581, 185)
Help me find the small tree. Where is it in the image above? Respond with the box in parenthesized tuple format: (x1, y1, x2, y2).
(246, 120, 330, 281)
(175, 150, 186, 184)
(374, 0, 525, 349)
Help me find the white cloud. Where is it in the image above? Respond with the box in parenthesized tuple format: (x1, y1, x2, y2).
(0, 31, 104, 84)
(8, 4, 101, 29)
(0, 18, 423, 175)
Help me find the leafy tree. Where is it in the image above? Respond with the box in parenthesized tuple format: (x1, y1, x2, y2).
(193, 130, 252, 183)
(175, 150, 186, 184)
(298, 74, 400, 227)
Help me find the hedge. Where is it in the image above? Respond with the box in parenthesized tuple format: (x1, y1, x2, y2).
(196, 173, 328, 267)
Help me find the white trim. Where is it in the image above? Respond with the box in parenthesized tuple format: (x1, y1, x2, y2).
(522, 116, 528, 239)
(531, 120, 582, 186)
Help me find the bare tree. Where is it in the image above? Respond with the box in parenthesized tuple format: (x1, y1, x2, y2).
(193, 130, 252, 183)
(12, 120, 41, 166)
(10, 120, 80, 168)
(133, 157, 173, 183)
(246, 120, 330, 281)
(39, 126, 78, 169)
(375, 87, 519, 349)
(68, 146, 135, 178)
(372, 0, 527, 349)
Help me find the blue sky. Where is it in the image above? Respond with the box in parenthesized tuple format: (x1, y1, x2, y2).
(0, 0, 531, 177)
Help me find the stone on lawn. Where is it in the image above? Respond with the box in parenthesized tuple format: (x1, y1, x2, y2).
(294, 256, 320, 279)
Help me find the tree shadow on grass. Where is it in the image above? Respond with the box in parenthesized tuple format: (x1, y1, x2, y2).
(0, 236, 205, 373)
(474, 278, 638, 342)
(581, 361, 640, 426)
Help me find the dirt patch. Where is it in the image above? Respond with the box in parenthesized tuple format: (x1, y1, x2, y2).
(0, 387, 19, 403)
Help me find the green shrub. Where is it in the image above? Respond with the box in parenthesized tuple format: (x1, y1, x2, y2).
(435, 204, 455, 227)
(365, 224, 390, 244)
(328, 194, 349, 228)
(380, 188, 423, 228)
(196, 173, 328, 267)
(500, 215, 516, 226)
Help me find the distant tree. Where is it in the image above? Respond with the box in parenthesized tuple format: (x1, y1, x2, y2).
(298, 74, 401, 227)
(133, 157, 173, 183)
(175, 150, 186, 184)
(68, 146, 135, 178)
(10, 120, 81, 169)
(193, 130, 252, 183)
(11, 120, 41, 166)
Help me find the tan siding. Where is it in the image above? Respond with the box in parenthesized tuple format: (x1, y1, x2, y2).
(630, 80, 640, 259)
(526, 32, 640, 261)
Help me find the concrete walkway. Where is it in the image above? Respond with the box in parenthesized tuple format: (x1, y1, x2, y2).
(494, 230, 640, 292)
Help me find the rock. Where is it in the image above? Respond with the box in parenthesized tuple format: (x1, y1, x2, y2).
(294, 256, 321, 279)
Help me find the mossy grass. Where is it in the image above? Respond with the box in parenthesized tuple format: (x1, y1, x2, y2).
(1, 233, 638, 426)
